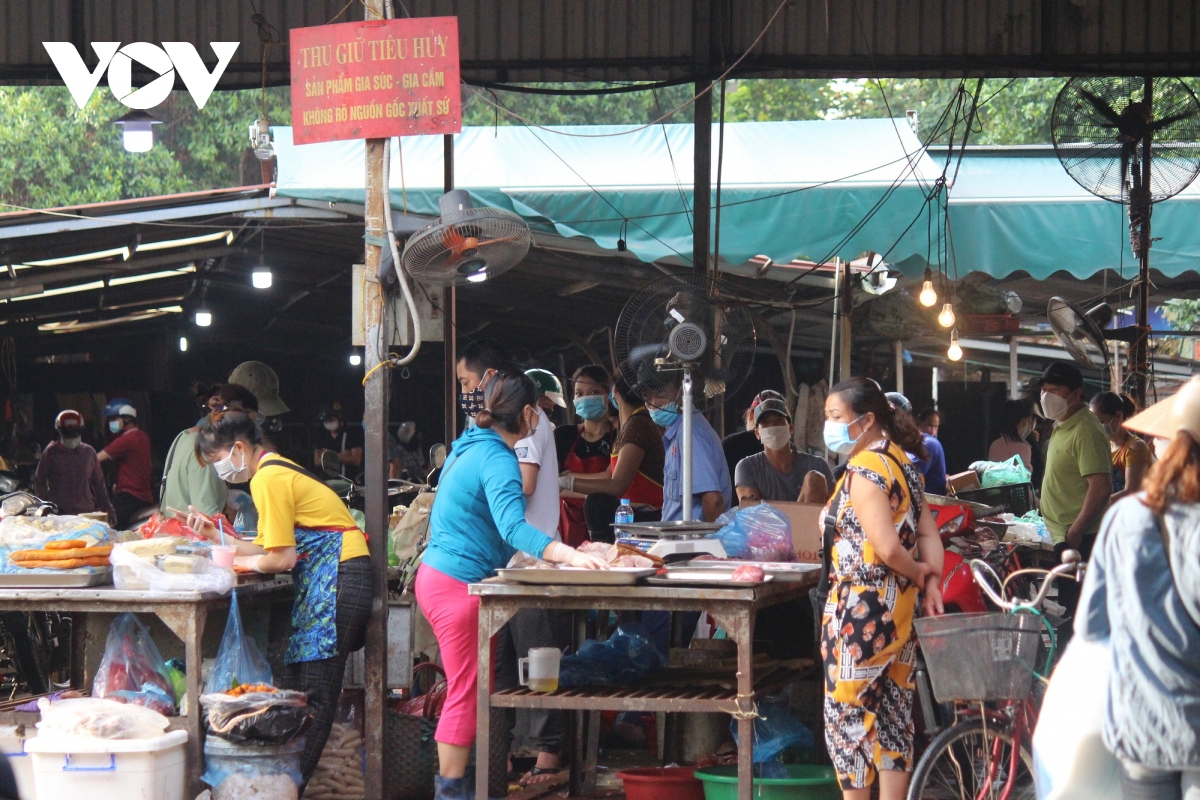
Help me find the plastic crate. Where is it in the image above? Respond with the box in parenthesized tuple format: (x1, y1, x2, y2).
(953, 483, 1035, 516)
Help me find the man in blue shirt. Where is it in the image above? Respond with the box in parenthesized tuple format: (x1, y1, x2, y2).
(643, 380, 732, 522)
(887, 394, 948, 495)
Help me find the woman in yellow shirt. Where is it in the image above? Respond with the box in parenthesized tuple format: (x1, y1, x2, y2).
(187, 408, 371, 791)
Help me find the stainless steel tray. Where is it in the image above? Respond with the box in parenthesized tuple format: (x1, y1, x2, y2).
(0, 568, 113, 588)
(648, 570, 775, 588)
(673, 561, 820, 582)
(496, 567, 656, 586)
(614, 520, 724, 539)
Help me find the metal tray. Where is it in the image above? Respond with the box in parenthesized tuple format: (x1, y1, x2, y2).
(673, 561, 820, 582)
(647, 570, 775, 588)
(496, 567, 656, 586)
(0, 568, 112, 588)
(613, 520, 724, 539)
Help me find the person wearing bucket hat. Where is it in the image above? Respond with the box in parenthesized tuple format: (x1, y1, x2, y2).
(1075, 375, 1200, 799)
(229, 360, 290, 417)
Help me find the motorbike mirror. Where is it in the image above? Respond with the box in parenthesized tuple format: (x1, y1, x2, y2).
(1060, 549, 1081, 566)
(320, 449, 342, 478)
(429, 443, 447, 469)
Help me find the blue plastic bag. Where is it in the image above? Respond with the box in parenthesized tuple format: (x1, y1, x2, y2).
(730, 700, 816, 777)
(205, 591, 272, 693)
(559, 623, 667, 688)
(715, 504, 795, 562)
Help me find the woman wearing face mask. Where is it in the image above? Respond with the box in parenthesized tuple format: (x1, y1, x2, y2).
(820, 377, 944, 800)
(564, 373, 666, 542)
(187, 408, 372, 792)
(414, 369, 608, 800)
(988, 398, 1036, 472)
(555, 365, 616, 545)
(1090, 391, 1153, 502)
(33, 409, 115, 521)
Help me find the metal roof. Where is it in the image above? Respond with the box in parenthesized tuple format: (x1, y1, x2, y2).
(3, 0, 1199, 88)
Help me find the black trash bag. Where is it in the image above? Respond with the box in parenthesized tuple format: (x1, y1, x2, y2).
(200, 690, 313, 745)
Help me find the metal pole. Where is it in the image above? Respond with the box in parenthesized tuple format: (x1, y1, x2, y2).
(443, 135, 457, 446)
(828, 259, 839, 393)
(692, 0, 712, 275)
(1009, 339, 1019, 399)
(681, 370, 694, 522)
(894, 340, 904, 395)
(1132, 77, 1154, 409)
(361, 7, 390, 789)
(839, 260, 852, 384)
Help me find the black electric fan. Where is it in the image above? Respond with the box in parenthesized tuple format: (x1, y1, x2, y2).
(614, 273, 755, 521)
(1051, 77, 1200, 399)
(401, 190, 532, 286)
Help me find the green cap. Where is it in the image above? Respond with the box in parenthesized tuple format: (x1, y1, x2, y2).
(525, 368, 567, 408)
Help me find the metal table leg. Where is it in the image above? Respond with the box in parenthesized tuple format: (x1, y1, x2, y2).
(155, 603, 209, 798)
(734, 608, 755, 800)
(568, 610, 588, 797)
(476, 600, 516, 800)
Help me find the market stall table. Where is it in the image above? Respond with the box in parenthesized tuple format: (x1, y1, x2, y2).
(470, 576, 818, 800)
(0, 575, 292, 795)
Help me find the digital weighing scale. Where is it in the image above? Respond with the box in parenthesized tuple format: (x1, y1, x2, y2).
(614, 520, 727, 559)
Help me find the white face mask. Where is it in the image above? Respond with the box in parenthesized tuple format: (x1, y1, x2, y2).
(213, 446, 251, 483)
(1040, 390, 1071, 422)
(61, 436, 81, 450)
(323, 420, 339, 432)
(759, 425, 791, 452)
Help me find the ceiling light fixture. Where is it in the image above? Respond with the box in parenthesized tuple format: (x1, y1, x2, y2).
(252, 227, 272, 289)
(919, 268, 938, 307)
(947, 330, 963, 362)
(349, 353, 362, 366)
(38, 305, 183, 334)
(114, 110, 161, 153)
(137, 230, 235, 252)
(938, 301, 956, 328)
(179, 336, 188, 352)
(108, 266, 196, 287)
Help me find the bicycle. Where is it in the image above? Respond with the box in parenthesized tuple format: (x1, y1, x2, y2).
(906, 551, 1086, 800)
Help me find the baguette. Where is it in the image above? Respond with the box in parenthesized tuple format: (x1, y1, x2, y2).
(15, 557, 111, 569)
(44, 540, 89, 551)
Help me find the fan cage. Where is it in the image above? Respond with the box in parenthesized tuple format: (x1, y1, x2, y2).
(401, 207, 532, 287)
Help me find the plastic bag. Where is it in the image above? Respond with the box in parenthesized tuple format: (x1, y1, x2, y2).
(730, 700, 815, 777)
(205, 591, 273, 694)
(0, 514, 112, 573)
(559, 623, 667, 688)
(93, 613, 177, 712)
(201, 690, 312, 745)
(108, 681, 176, 716)
(37, 697, 169, 739)
(110, 539, 235, 593)
(714, 504, 795, 562)
(973, 456, 1032, 488)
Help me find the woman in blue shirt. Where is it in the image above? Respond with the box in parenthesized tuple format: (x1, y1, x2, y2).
(414, 369, 606, 800)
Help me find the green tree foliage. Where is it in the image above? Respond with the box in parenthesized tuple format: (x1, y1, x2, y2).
(461, 82, 695, 126)
(0, 85, 290, 209)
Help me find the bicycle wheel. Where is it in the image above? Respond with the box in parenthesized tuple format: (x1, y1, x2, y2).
(908, 717, 1035, 800)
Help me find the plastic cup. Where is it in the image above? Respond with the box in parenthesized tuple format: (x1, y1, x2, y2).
(211, 545, 237, 569)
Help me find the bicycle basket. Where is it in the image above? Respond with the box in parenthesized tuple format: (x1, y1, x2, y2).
(914, 612, 1042, 703)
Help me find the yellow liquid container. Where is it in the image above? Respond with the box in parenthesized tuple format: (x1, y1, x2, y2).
(527, 678, 559, 694)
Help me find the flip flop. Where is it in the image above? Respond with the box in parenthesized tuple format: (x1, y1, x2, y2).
(518, 766, 562, 786)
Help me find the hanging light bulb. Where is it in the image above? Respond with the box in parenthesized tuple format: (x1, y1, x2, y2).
(178, 336, 188, 352)
(194, 309, 212, 327)
(938, 301, 956, 328)
(349, 353, 362, 366)
(114, 110, 161, 153)
(947, 330, 963, 362)
(252, 264, 273, 289)
(919, 267, 938, 307)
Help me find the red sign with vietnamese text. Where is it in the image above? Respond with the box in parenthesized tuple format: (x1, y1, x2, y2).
(289, 17, 461, 145)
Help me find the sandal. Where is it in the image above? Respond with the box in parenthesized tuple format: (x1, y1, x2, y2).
(518, 766, 563, 786)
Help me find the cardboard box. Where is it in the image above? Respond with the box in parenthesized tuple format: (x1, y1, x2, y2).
(947, 470, 982, 493)
(767, 501, 825, 564)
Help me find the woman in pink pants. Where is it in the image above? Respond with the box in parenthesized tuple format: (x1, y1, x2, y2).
(415, 369, 606, 800)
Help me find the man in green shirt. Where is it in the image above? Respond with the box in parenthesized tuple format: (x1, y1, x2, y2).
(1038, 361, 1112, 635)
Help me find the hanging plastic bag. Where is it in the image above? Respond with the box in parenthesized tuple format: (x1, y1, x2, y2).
(92, 613, 177, 711)
(201, 690, 312, 745)
(205, 591, 273, 694)
(715, 504, 795, 562)
(974, 456, 1032, 488)
(110, 540, 235, 593)
(730, 700, 816, 778)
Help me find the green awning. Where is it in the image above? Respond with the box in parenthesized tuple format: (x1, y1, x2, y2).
(273, 124, 1200, 280)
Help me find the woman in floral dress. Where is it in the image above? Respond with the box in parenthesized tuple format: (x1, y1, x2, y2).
(820, 378, 945, 799)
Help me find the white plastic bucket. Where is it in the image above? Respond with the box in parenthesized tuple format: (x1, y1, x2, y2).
(0, 726, 36, 799)
(25, 728, 188, 800)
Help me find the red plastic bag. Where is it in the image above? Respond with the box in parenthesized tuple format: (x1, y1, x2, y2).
(138, 511, 230, 541)
(92, 613, 176, 711)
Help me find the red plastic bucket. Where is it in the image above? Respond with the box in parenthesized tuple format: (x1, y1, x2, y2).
(617, 767, 705, 800)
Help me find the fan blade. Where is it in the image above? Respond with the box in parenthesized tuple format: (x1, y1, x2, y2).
(1078, 88, 1124, 128)
(1151, 107, 1200, 132)
(472, 236, 528, 248)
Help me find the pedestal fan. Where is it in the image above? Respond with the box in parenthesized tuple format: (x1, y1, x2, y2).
(1051, 77, 1200, 404)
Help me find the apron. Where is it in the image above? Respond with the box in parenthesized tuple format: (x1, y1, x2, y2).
(258, 459, 351, 665)
(559, 427, 611, 547)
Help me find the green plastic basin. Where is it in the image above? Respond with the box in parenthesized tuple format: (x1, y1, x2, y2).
(693, 765, 841, 800)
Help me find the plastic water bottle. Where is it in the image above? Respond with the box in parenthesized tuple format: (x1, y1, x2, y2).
(615, 499, 635, 527)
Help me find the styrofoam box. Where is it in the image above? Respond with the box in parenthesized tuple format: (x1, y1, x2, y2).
(25, 729, 187, 800)
(0, 726, 36, 799)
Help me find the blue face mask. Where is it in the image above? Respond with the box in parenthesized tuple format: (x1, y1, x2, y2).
(823, 414, 866, 455)
(649, 403, 681, 428)
(108, 419, 123, 434)
(609, 391, 617, 409)
(574, 395, 609, 422)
